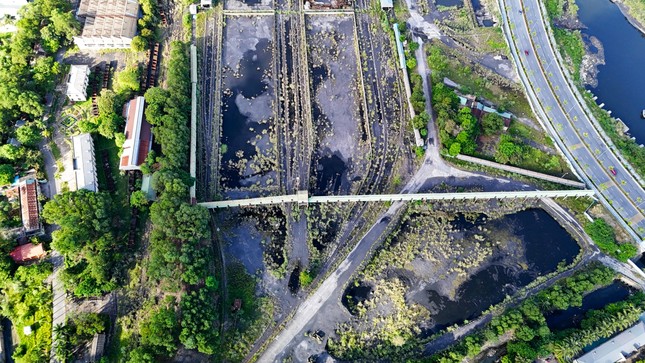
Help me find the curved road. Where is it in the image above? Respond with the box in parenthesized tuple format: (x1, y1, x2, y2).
(501, 0, 645, 243)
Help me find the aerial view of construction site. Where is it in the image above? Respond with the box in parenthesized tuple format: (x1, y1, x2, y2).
(2, 0, 645, 361)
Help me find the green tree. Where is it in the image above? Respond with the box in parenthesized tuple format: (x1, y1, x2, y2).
(495, 135, 522, 164)
(481, 113, 504, 135)
(448, 142, 461, 156)
(16, 124, 43, 146)
(131, 35, 148, 52)
(140, 307, 179, 355)
(96, 113, 124, 139)
(0, 144, 21, 161)
(130, 190, 149, 209)
(0, 164, 15, 185)
(114, 65, 140, 95)
(97, 89, 118, 116)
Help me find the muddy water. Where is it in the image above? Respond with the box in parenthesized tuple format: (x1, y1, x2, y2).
(421, 209, 580, 331)
(545, 282, 634, 331)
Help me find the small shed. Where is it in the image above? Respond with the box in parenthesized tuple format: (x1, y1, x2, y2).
(380, 0, 393, 7)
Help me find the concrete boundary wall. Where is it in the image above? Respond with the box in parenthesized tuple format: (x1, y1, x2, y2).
(456, 154, 586, 188)
(190, 44, 198, 201)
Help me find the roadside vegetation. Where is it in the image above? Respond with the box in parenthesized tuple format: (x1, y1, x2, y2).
(545, 0, 645, 182)
(0, 242, 52, 363)
(427, 44, 569, 176)
(423, 265, 645, 363)
(621, 0, 645, 31)
(0, 0, 80, 184)
(398, 22, 429, 158)
(557, 197, 638, 261)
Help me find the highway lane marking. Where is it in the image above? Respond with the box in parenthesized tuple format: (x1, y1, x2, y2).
(511, 0, 645, 219)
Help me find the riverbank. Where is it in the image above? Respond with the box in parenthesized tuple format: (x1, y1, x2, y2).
(614, 0, 645, 37)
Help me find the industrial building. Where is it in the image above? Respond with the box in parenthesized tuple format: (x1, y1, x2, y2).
(574, 320, 645, 363)
(73, 0, 139, 50)
(66, 65, 91, 102)
(120, 96, 153, 171)
(71, 133, 99, 192)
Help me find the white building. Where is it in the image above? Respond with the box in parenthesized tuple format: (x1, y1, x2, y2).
(0, 0, 28, 32)
(574, 320, 645, 363)
(66, 65, 91, 102)
(0, 0, 29, 19)
(120, 96, 153, 171)
(71, 133, 98, 192)
(201, 0, 212, 8)
(73, 0, 139, 50)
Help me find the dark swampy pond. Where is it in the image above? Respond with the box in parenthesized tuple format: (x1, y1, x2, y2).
(422, 209, 580, 331)
(545, 282, 634, 331)
(436, 0, 463, 7)
(343, 208, 580, 335)
(221, 37, 275, 189)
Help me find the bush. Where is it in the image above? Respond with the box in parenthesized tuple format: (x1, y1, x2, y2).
(584, 218, 637, 262)
(131, 35, 148, 52)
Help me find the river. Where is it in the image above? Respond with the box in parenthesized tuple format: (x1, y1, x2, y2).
(575, 0, 645, 144)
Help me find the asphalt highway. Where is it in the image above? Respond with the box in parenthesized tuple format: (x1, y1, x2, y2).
(503, 0, 645, 241)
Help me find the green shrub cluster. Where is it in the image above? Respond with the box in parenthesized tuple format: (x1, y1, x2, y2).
(584, 218, 637, 262)
(432, 82, 478, 156)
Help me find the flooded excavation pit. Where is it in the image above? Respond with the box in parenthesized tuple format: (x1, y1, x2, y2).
(335, 207, 581, 351)
(306, 14, 369, 196)
(220, 15, 278, 192)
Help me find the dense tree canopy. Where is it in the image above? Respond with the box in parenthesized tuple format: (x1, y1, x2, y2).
(42, 190, 124, 297)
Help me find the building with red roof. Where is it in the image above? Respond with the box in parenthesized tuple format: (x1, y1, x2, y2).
(9, 243, 45, 263)
(120, 96, 153, 171)
(19, 179, 41, 234)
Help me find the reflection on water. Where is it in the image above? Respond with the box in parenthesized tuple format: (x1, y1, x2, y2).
(577, 0, 645, 143)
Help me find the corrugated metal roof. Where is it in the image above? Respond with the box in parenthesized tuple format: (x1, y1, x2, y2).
(575, 321, 645, 363)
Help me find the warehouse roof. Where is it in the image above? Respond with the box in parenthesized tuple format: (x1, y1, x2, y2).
(72, 133, 98, 192)
(120, 97, 153, 171)
(574, 321, 645, 363)
(19, 179, 40, 233)
(76, 0, 138, 40)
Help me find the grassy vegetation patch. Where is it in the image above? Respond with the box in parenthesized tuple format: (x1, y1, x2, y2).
(584, 218, 637, 262)
(427, 41, 532, 117)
